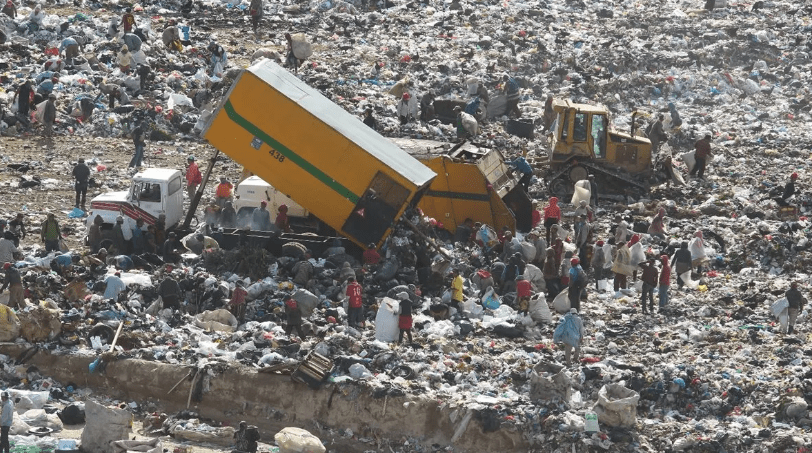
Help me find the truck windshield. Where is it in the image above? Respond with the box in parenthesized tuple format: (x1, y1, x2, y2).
(136, 183, 161, 202)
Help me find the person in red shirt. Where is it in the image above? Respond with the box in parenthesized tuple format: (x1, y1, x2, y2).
(228, 281, 248, 322)
(515, 275, 532, 315)
(121, 8, 136, 33)
(543, 197, 561, 243)
(185, 155, 202, 200)
(659, 255, 671, 308)
(346, 277, 363, 328)
(215, 177, 233, 209)
(690, 133, 712, 179)
(275, 204, 291, 233)
(362, 243, 380, 265)
(531, 203, 542, 229)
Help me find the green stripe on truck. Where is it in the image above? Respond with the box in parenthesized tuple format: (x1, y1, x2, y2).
(223, 100, 360, 203)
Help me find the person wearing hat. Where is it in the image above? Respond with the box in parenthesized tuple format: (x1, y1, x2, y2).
(234, 420, 260, 453)
(0, 390, 12, 453)
(553, 308, 584, 367)
(72, 158, 90, 210)
(1, 262, 24, 309)
(274, 204, 291, 233)
(121, 7, 136, 33)
(543, 197, 561, 244)
(251, 200, 271, 231)
(397, 92, 414, 125)
(396, 291, 413, 344)
(42, 92, 57, 138)
(1, 0, 16, 19)
(117, 44, 132, 73)
(185, 155, 202, 200)
(785, 282, 807, 334)
(284, 296, 304, 338)
(690, 133, 712, 180)
(40, 212, 61, 253)
(215, 177, 233, 210)
(209, 40, 228, 76)
(591, 240, 606, 290)
(0, 232, 18, 267)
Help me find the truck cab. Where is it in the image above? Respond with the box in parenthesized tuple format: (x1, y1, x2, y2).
(86, 168, 184, 231)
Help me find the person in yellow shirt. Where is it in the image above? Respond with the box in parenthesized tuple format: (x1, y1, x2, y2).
(450, 269, 464, 311)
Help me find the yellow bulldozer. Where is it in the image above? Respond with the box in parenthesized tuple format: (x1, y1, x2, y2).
(542, 99, 673, 199)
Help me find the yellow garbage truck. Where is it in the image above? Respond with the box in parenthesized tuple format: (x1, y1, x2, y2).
(201, 59, 436, 248)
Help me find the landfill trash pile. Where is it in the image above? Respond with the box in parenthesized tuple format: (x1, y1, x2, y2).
(0, 0, 811, 452)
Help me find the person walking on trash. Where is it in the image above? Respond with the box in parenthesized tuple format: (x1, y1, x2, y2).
(783, 282, 806, 335)
(690, 133, 712, 180)
(185, 155, 202, 199)
(672, 241, 692, 289)
(554, 308, 585, 367)
(121, 8, 136, 34)
(0, 391, 13, 453)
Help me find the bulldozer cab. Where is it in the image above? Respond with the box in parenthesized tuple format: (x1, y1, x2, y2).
(551, 101, 609, 162)
(546, 99, 653, 197)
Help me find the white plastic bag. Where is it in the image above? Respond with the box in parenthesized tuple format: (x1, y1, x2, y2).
(681, 150, 696, 173)
(552, 287, 570, 314)
(529, 295, 552, 324)
(770, 298, 789, 318)
(593, 384, 639, 428)
(571, 185, 590, 206)
(275, 427, 325, 453)
(374, 297, 400, 342)
(629, 243, 645, 266)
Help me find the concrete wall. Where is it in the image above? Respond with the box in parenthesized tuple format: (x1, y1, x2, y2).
(0, 345, 528, 452)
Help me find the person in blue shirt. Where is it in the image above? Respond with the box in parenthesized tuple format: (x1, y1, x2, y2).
(59, 37, 79, 64)
(508, 155, 533, 192)
(36, 74, 59, 97)
(103, 272, 126, 301)
(502, 74, 521, 118)
(131, 218, 145, 254)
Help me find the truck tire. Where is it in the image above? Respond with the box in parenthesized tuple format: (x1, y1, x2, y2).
(549, 179, 570, 198)
(87, 324, 115, 345)
(282, 242, 307, 259)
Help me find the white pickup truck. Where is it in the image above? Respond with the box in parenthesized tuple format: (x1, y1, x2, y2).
(86, 168, 185, 232)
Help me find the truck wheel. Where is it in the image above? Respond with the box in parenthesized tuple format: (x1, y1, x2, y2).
(569, 165, 588, 183)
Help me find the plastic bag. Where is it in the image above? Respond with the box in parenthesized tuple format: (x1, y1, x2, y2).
(571, 185, 590, 206)
(520, 241, 536, 262)
(770, 298, 789, 318)
(629, 243, 645, 266)
(593, 384, 640, 428)
(681, 150, 696, 173)
(552, 287, 570, 313)
(213, 61, 224, 78)
(460, 112, 479, 136)
(529, 295, 552, 324)
(274, 427, 325, 453)
(553, 314, 580, 347)
(374, 298, 400, 342)
(481, 286, 500, 310)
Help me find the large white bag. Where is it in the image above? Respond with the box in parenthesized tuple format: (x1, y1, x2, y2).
(529, 294, 552, 324)
(552, 287, 570, 314)
(374, 297, 400, 342)
(275, 427, 325, 453)
(571, 185, 590, 206)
